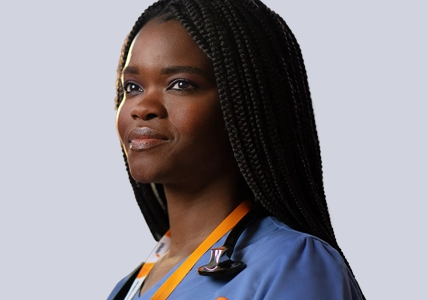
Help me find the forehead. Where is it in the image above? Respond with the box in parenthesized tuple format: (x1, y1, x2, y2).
(125, 19, 212, 71)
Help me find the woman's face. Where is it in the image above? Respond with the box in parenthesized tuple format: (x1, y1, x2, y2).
(117, 19, 237, 186)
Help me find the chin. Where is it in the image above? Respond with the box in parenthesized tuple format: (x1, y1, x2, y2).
(130, 171, 155, 184)
(128, 166, 166, 185)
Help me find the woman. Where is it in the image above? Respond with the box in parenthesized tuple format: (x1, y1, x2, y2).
(108, 0, 364, 299)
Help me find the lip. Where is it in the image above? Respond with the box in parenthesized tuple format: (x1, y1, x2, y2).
(127, 127, 168, 150)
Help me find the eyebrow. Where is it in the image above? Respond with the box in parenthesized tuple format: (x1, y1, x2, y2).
(122, 66, 139, 75)
(161, 66, 204, 75)
(122, 65, 204, 76)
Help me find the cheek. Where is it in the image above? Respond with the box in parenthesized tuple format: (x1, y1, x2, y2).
(172, 102, 226, 153)
(116, 102, 129, 147)
(171, 93, 223, 136)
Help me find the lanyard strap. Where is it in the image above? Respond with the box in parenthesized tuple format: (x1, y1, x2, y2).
(123, 231, 172, 300)
(152, 200, 251, 299)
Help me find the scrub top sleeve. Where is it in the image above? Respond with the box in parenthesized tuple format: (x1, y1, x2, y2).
(106, 262, 144, 300)
(254, 237, 363, 300)
(106, 275, 129, 300)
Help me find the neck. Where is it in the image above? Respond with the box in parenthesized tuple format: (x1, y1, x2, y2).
(162, 174, 248, 259)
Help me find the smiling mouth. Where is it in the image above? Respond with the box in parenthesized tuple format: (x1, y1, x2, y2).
(130, 138, 167, 150)
(128, 127, 168, 150)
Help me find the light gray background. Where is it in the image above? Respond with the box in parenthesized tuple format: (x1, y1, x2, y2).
(0, 1, 426, 299)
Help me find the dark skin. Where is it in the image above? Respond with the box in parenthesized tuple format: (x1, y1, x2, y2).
(116, 19, 248, 295)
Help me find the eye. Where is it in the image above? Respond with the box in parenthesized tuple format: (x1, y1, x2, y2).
(168, 79, 198, 91)
(123, 81, 143, 94)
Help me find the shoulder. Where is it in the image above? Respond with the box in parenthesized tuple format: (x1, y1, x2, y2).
(234, 216, 363, 300)
(106, 263, 143, 300)
(106, 275, 128, 300)
(238, 216, 341, 260)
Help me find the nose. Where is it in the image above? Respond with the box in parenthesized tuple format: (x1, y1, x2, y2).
(129, 90, 167, 121)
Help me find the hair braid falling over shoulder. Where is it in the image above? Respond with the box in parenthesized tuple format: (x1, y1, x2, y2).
(114, 0, 364, 297)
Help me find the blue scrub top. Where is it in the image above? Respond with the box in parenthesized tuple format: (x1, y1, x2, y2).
(108, 216, 363, 300)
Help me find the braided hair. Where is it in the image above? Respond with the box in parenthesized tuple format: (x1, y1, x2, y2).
(115, 0, 363, 296)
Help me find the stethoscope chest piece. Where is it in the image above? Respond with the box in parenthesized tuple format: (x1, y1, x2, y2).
(197, 246, 246, 276)
(197, 202, 261, 277)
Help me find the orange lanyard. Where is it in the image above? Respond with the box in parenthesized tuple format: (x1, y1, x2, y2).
(126, 200, 251, 300)
(123, 231, 172, 300)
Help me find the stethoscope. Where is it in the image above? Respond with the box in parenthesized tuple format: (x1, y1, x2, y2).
(113, 205, 260, 300)
(197, 205, 260, 276)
